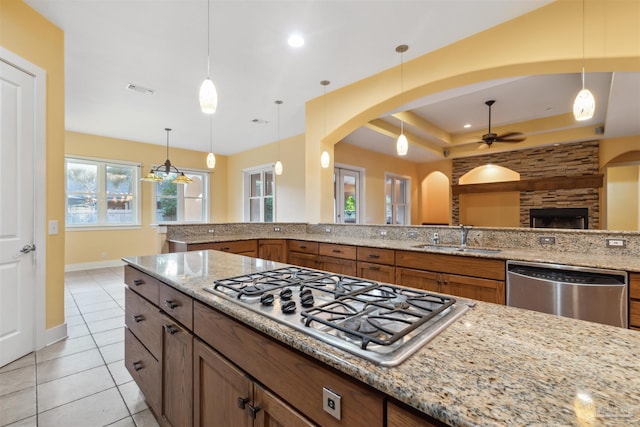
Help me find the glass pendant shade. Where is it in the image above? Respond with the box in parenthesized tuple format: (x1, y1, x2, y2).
(275, 160, 283, 175)
(199, 78, 218, 114)
(173, 172, 193, 185)
(396, 133, 408, 156)
(206, 152, 216, 169)
(141, 169, 163, 182)
(573, 88, 595, 121)
(320, 151, 330, 168)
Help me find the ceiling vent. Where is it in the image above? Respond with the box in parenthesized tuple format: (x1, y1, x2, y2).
(126, 83, 154, 95)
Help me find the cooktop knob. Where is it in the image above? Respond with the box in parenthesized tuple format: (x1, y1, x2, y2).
(280, 288, 293, 300)
(281, 300, 296, 314)
(300, 293, 314, 307)
(260, 293, 275, 306)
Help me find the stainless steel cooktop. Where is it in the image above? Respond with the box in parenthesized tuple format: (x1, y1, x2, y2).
(204, 266, 474, 366)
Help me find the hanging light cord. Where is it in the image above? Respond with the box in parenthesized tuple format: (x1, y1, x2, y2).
(581, 0, 585, 89)
(206, 0, 211, 78)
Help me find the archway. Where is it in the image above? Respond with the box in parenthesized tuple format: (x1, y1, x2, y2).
(603, 151, 640, 230)
(421, 171, 449, 225)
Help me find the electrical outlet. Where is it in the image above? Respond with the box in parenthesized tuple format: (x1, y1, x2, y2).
(379, 230, 388, 236)
(407, 231, 418, 239)
(273, 227, 281, 232)
(324, 227, 331, 233)
(538, 236, 556, 245)
(606, 238, 627, 248)
(322, 387, 341, 420)
(208, 229, 215, 234)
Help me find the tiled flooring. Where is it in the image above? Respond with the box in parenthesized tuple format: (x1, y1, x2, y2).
(0, 267, 159, 427)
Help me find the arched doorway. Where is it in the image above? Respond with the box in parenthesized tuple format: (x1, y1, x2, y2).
(421, 171, 450, 225)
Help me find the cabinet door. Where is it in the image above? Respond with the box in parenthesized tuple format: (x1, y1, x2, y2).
(441, 274, 505, 304)
(356, 261, 395, 284)
(387, 401, 441, 427)
(258, 239, 287, 263)
(395, 268, 440, 292)
(288, 252, 321, 270)
(161, 314, 193, 427)
(320, 256, 357, 276)
(254, 383, 316, 427)
(194, 339, 252, 427)
(125, 328, 161, 414)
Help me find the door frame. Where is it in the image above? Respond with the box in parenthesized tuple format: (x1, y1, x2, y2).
(1, 47, 49, 349)
(334, 163, 366, 224)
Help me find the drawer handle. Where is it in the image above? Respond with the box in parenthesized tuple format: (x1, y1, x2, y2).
(368, 254, 380, 259)
(133, 279, 144, 286)
(133, 361, 143, 371)
(220, 247, 230, 251)
(248, 405, 261, 419)
(237, 397, 249, 409)
(164, 324, 179, 335)
(133, 314, 144, 323)
(369, 266, 380, 271)
(299, 245, 307, 249)
(332, 249, 341, 253)
(164, 300, 179, 310)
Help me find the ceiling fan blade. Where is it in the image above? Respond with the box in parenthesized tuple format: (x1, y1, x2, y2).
(496, 131, 523, 139)
(495, 136, 526, 143)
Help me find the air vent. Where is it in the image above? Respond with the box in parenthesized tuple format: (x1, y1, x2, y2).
(251, 118, 270, 125)
(126, 83, 154, 95)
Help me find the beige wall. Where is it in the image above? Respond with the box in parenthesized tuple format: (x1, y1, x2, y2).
(65, 131, 228, 265)
(334, 142, 419, 224)
(421, 172, 450, 225)
(226, 134, 306, 222)
(1, 0, 66, 329)
(606, 165, 640, 231)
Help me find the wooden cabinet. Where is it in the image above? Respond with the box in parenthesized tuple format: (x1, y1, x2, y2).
(258, 239, 287, 263)
(169, 240, 258, 257)
(395, 251, 505, 304)
(125, 266, 194, 427)
(287, 240, 322, 270)
(630, 273, 640, 330)
(194, 339, 314, 427)
(356, 247, 395, 283)
(387, 401, 444, 427)
(318, 243, 357, 275)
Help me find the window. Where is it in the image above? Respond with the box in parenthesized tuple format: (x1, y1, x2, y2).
(65, 157, 140, 227)
(154, 170, 209, 223)
(244, 166, 274, 222)
(385, 174, 411, 225)
(334, 166, 362, 224)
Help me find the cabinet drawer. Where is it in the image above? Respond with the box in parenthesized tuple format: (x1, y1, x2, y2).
(288, 240, 319, 254)
(209, 239, 258, 254)
(124, 265, 160, 304)
(319, 243, 356, 260)
(630, 273, 640, 300)
(357, 247, 395, 265)
(395, 250, 505, 281)
(125, 327, 160, 412)
(159, 284, 193, 330)
(630, 300, 640, 328)
(125, 287, 161, 359)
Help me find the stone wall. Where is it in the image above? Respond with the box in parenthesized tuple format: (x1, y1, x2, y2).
(452, 141, 600, 228)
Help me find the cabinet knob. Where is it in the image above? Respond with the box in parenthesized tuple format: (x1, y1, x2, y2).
(164, 300, 179, 310)
(237, 397, 249, 409)
(164, 324, 179, 335)
(133, 279, 144, 286)
(133, 314, 144, 323)
(248, 404, 261, 419)
(133, 361, 143, 371)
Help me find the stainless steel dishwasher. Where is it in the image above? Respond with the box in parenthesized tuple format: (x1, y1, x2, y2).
(506, 260, 628, 328)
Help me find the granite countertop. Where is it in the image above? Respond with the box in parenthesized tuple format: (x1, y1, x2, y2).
(167, 232, 640, 273)
(123, 250, 640, 427)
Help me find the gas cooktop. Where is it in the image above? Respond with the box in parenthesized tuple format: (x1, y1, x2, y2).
(204, 266, 474, 366)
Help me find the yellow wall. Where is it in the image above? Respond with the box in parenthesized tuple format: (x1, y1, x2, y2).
(1, 0, 66, 329)
(606, 165, 639, 231)
(304, 0, 640, 222)
(334, 142, 419, 224)
(65, 131, 228, 264)
(421, 172, 450, 225)
(459, 192, 521, 227)
(226, 134, 306, 222)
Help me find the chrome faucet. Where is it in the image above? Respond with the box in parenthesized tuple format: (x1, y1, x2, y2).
(460, 225, 471, 247)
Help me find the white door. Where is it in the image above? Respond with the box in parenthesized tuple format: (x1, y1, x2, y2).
(0, 59, 36, 367)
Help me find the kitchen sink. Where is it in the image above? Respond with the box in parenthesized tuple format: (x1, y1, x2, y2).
(413, 244, 501, 254)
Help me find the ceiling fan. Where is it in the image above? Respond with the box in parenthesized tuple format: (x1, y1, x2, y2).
(477, 100, 525, 147)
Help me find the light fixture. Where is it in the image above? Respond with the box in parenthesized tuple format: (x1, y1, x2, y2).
(274, 100, 283, 175)
(287, 33, 304, 48)
(573, 0, 595, 121)
(206, 115, 215, 169)
(320, 80, 331, 169)
(199, 0, 218, 114)
(141, 128, 192, 184)
(395, 44, 409, 156)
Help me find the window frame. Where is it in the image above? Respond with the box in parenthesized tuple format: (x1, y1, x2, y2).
(151, 167, 210, 224)
(65, 156, 141, 230)
(384, 173, 411, 225)
(243, 164, 276, 223)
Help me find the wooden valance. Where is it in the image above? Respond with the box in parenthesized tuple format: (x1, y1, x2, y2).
(451, 174, 604, 196)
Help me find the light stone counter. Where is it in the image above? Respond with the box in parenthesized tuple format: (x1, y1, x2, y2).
(123, 250, 640, 427)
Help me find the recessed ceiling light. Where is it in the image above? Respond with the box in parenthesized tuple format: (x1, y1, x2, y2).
(463, 123, 471, 128)
(287, 33, 304, 48)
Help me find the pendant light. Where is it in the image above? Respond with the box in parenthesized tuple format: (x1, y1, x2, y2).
(199, 0, 218, 114)
(141, 128, 192, 184)
(573, 0, 595, 121)
(396, 44, 409, 156)
(206, 115, 215, 169)
(274, 100, 283, 175)
(320, 80, 331, 168)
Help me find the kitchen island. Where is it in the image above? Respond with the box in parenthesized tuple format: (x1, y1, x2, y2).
(123, 250, 640, 427)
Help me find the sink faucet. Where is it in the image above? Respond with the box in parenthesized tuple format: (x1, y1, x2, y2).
(460, 225, 471, 247)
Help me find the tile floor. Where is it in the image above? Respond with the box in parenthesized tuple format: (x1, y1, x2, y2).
(0, 267, 159, 427)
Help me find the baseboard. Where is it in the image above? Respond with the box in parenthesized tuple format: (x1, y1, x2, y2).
(40, 322, 68, 350)
(65, 259, 125, 272)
